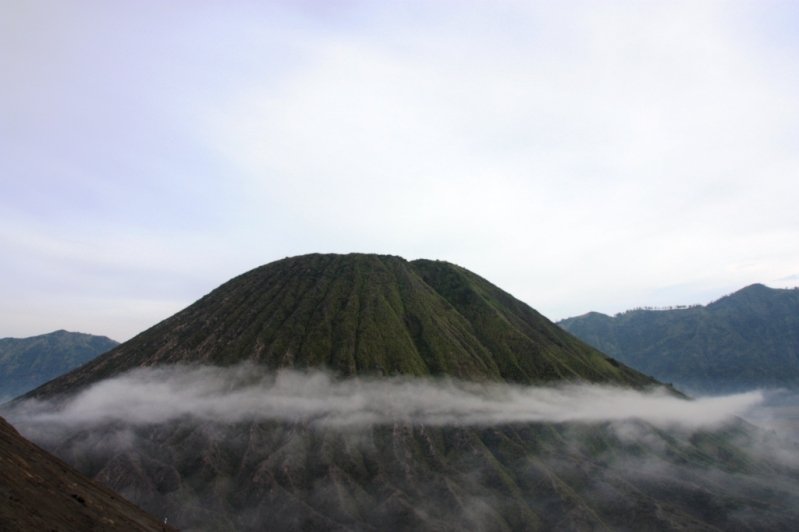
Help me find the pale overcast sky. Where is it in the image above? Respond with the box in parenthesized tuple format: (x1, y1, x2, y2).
(2, 1, 798, 341)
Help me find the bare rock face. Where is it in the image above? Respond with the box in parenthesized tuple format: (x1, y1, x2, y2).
(0, 416, 171, 532)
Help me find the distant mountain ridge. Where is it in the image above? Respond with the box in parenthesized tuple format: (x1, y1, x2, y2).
(559, 284, 799, 394)
(0, 330, 118, 400)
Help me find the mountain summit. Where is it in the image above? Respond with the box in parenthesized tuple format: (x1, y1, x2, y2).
(31, 253, 653, 397)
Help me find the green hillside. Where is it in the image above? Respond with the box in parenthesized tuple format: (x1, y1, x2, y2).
(30, 254, 654, 398)
(559, 284, 799, 393)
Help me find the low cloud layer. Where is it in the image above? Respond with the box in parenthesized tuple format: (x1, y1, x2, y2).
(9, 364, 762, 430)
(4, 364, 798, 532)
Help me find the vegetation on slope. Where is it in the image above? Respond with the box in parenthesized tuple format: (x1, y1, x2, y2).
(30, 254, 656, 397)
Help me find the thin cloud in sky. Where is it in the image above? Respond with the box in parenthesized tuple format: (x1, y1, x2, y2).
(1, 1, 798, 340)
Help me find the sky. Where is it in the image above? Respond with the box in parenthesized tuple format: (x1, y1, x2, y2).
(1, 0, 798, 342)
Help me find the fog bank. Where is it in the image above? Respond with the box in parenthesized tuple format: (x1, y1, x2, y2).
(8, 364, 762, 430)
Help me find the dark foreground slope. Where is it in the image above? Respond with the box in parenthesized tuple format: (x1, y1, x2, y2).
(559, 284, 799, 393)
(9, 255, 799, 531)
(30, 254, 653, 398)
(0, 416, 171, 532)
(0, 330, 117, 400)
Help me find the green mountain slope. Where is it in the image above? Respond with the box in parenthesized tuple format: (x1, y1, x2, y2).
(9, 255, 799, 531)
(30, 254, 654, 398)
(0, 330, 118, 400)
(559, 284, 799, 393)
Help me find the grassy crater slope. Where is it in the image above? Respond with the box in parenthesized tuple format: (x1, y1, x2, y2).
(559, 284, 799, 393)
(30, 254, 654, 397)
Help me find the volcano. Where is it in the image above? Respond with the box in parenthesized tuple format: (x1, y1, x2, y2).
(30, 254, 653, 397)
(10, 254, 799, 531)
